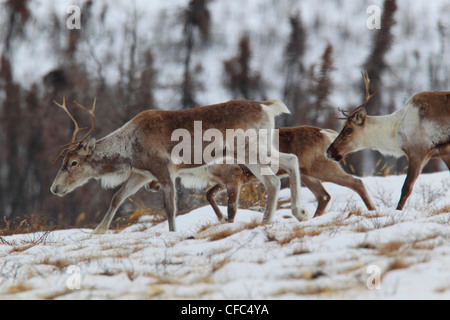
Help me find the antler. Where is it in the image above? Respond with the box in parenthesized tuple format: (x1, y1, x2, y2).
(73, 98, 96, 147)
(335, 107, 353, 120)
(360, 71, 374, 108)
(53, 98, 97, 164)
(336, 71, 374, 120)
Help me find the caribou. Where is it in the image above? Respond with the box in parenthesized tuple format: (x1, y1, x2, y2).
(327, 72, 450, 210)
(146, 126, 376, 222)
(50, 98, 308, 233)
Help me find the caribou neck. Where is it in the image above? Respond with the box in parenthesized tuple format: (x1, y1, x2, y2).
(91, 129, 136, 188)
(363, 110, 405, 158)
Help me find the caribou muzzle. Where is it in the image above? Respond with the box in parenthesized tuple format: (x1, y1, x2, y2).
(50, 184, 68, 197)
(326, 145, 342, 162)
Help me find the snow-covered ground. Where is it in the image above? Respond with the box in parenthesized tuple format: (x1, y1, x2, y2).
(0, 171, 449, 300)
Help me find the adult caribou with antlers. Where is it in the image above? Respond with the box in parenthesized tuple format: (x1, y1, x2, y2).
(327, 72, 450, 210)
(50, 98, 308, 233)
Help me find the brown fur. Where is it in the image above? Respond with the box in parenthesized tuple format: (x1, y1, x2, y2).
(51, 99, 306, 233)
(413, 92, 450, 120)
(148, 126, 375, 221)
(131, 100, 266, 169)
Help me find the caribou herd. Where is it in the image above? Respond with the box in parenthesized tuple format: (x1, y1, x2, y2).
(50, 73, 450, 233)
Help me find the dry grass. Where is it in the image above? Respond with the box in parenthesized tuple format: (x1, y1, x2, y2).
(6, 231, 54, 253)
(207, 229, 238, 242)
(7, 283, 32, 294)
(376, 241, 407, 257)
(355, 242, 377, 250)
(196, 217, 260, 242)
(419, 182, 449, 208)
(112, 202, 168, 233)
(411, 234, 441, 250)
(147, 285, 165, 298)
(273, 282, 349, 297)
(352, 211, 403, 233)
(288, 270, 327, 280)
(429, 204, 450, 216)
(290, 245, 311, 256)
(239, 182, 267, 211)
(39, 257, 77, 270)
(0, 210, 109, 237)
(211, 257, 231, 273)
(353, 225, 372, 233)
(277, 199, 291, 210)
(266, 225, 323, 245)
(384, 257, 411, 274)
(0, 214, 60, 236)
(346, 207, 364, 218)
(40, 288, 73, 300)
(10, 243, 37, 253)
(369, 158, 408, 177)
(128, 199, 167, 222)
(434, 285, 450, 295)
(195, 222, 219, 234)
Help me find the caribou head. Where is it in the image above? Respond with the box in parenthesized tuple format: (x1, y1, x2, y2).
(327, 72, 374, 162)
(50, 98, 97, 197)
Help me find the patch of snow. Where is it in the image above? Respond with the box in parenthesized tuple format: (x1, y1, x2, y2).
(0, 172, 449, 299)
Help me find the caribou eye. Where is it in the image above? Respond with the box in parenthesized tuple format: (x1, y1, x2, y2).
(344, 127, 353, 135)
(70, 160, 78, 167)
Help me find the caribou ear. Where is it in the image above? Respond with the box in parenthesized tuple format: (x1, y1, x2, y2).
(352, 108, 367, 125)
(80, 138, 96, 156)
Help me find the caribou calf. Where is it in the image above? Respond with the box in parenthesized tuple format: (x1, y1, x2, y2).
(147, 126, 375, 221)
(327, 73, 450, 210)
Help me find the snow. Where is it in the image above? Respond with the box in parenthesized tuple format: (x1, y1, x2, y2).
(1, 172, 449, 299)
(1, 0, 449, 300)
(3, 0, 450, 109)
